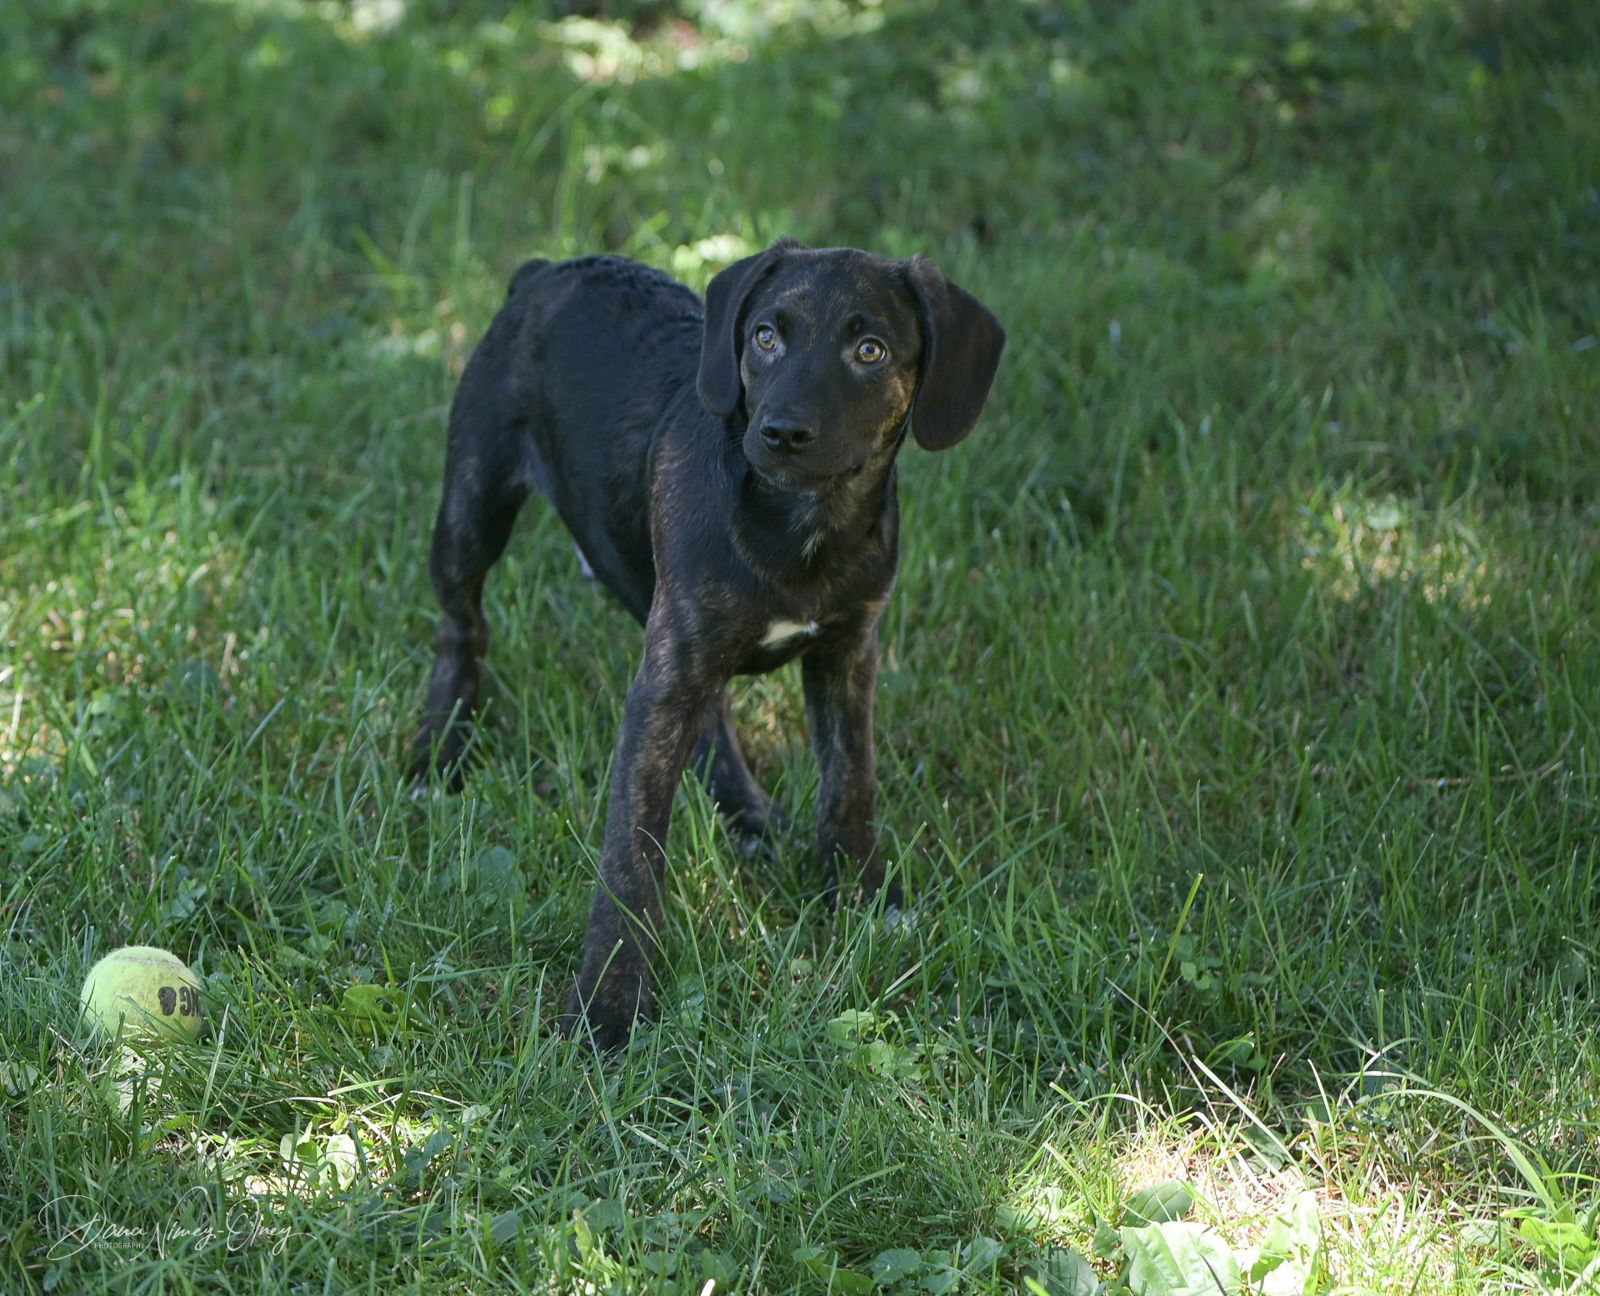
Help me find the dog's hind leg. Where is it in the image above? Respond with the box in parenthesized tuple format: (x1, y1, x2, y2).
(690, 693, 787, 852)
(412, 432, 533, 787)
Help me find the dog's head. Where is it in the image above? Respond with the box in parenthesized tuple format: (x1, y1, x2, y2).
(696, 239, 1006, 492)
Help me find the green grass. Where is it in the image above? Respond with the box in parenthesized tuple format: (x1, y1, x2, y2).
(3, 0, 1600, 1290)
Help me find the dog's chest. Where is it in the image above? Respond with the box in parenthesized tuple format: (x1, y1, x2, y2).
(760, 618, 821, 649)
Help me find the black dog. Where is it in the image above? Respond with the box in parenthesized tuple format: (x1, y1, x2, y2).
(413, 238, 1004, 1047)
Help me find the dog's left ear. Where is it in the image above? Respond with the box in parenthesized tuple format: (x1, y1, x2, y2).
(697, 239, 805, 419)
(902, 258, 1007, 451)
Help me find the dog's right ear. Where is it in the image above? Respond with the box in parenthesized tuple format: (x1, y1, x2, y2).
(697, 239, 804, 419)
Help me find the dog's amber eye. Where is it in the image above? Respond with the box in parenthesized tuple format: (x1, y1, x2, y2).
(753, 324, 778, 352)
(855, 338, 886, 364)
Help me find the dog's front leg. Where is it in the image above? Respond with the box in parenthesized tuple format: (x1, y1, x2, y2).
(562, 630, 714, 1049)
(802, 620, 900, 907)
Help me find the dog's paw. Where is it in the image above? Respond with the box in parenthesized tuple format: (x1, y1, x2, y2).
(558, 1008, 632, 1053)
(559, 981, 649, 1053)
(880, 903, 918, 933)
(407, 778, 446, 804)
(407, 763, 467, 799)
(730, 804, 790, 861)
(819, 856, 901, 912)
(408, 727, 471, 794)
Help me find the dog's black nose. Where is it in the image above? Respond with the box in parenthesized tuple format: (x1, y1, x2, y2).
(759, 421, 814, 455)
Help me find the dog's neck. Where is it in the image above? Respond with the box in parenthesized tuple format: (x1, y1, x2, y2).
(735, 459, 899, 588)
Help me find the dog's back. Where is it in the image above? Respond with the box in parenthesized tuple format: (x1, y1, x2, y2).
(452, 256, 709, 621)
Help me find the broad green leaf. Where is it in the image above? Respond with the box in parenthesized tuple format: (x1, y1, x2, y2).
(870, 1248, 924, 1283)
(1248, 1191, 1323, 1294)
(640, 1250, 678, 1277)
(1028, 1246, 1103, 1295)
(1258, 1191, 1320, 1258)
(309, 896, 350, 936)
(1121, 1221, 1242, 1296)
(794, 1244, 831, 1269)
(915, 1249, 961, 1293)
(322, 1131, 359, 1188)
(827, 1010, 881, 1046)
(1092, 1214, 1122, 1260)
(996, 1202, 1037, 1232)
(1123, 1181, 1194, 1226)
(1517, 1215, 1599, 1272)
(487, 1209, 522, 1247)
(579, 1198, 626, 1231)
(999, 1184, 1073, 1233)
(468, 845, 523, 913)
(570, 1207, 598, 1262)
(793, 1245, 874, 1294)
(698, 1249, 737, 1286)
(1239, 1127, 1292, 1172)
(339, 983, 404, 1030)
(1259, 1260, 1315, 1296)
(0, 1061, 42, 1097)
(963, 1234, 1006, 1271)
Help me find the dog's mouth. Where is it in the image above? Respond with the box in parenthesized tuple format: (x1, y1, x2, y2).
(748, 455, 868, 495)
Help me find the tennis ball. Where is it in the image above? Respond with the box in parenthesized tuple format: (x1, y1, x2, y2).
(80, 946, 203, 1044)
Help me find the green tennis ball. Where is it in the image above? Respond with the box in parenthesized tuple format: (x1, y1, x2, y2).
(80, 946, 203, 1044)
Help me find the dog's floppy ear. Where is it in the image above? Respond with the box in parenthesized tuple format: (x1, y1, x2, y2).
(902, 257, 1007, 451)
(697, 238, 804, 419)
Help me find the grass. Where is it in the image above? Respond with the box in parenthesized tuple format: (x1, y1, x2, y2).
(3, 0, 1599, 1290)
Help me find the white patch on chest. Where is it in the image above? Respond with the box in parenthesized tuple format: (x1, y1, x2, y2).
(761, 619, 820, 648)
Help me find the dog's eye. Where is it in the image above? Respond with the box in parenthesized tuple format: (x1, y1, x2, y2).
(753, 324, 778, 352)
(855, 338, 887, 365)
